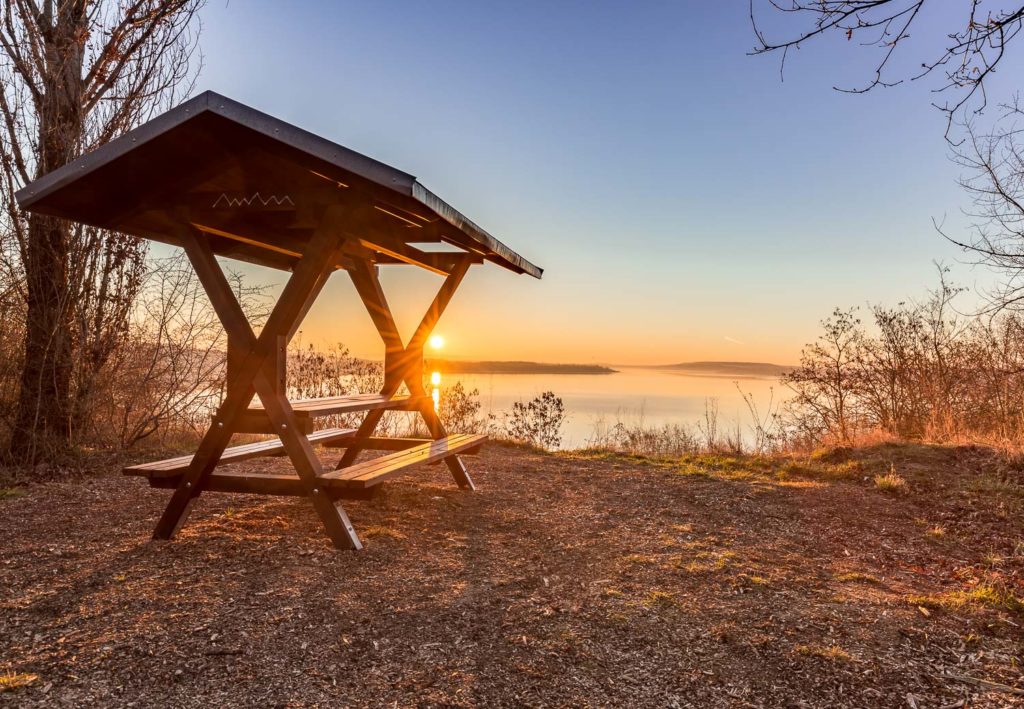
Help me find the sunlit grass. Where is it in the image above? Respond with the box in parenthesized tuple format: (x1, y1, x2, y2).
(834, 571, 881, 584)
(907, 583, 1024, 615)
(0, 672, 38, 692)
(641, 590, 677, 609)
(794, 644, 853, 662)
(680, 550, 734, 573)
(873, 467, 908, 494)
(361, 525, 407, 541)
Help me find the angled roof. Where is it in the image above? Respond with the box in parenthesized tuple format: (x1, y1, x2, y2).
(15, 91, 542, 278)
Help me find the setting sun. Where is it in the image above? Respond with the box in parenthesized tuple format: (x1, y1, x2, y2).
(428, 334, 444, 349)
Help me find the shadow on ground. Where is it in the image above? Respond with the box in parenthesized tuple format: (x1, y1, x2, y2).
(1, 442, 1022, 707)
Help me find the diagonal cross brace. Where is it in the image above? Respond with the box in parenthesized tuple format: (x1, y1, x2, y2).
(152, 206, 364, 550)
(339, 256, 475, 489)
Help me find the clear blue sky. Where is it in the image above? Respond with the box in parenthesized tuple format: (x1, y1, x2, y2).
(177, 1, 1021, 364)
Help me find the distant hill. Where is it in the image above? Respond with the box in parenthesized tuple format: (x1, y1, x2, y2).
(426, 359, 617, 375)
(652, 361, 793, 377)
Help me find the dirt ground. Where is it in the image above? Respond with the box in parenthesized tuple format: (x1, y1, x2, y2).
(1, 441, 1022, 708)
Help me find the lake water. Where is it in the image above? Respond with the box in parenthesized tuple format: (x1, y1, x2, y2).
(442, 366, 789, 449)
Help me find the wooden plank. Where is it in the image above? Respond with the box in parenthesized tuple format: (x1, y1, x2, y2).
(321, 436, 434, 451)
(246, 393, 428, 418)
(150, 471, 307, 495)
(124, 427, 357, 478)
(330, 434, 477, 480)
(321, 434, 486, 489)
(147, 471, 379, 500)
(233, 412, 314, 435)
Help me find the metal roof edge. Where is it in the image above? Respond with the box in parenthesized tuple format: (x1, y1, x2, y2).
(412, 182, 543, 279)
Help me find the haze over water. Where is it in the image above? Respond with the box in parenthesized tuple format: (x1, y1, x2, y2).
(444, 366, 787, 449)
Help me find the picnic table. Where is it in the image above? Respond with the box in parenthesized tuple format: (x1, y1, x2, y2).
(15, 91, 542, 549)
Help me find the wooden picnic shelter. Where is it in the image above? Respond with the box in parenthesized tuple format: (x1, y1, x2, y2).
(15, 91, 542, 550)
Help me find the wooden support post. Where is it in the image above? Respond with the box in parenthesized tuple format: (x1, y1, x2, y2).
(153, 206, 365, 550)
(338, 257, 475, 489)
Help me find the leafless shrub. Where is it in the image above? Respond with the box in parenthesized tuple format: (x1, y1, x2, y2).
(501, 391, 566, 449)
(436, 381, 485, 434)
(783, 271, 1024, 446)
(591, 420, 704, 458)
(286, 341, 417, 437)
(81, 256, 221, 448)
(697, 398, 721, 451)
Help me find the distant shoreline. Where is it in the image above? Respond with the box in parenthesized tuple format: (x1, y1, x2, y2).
(643, 361, 793, 378)
(424, 359, 794, 377)
(426, 360, 617, 375)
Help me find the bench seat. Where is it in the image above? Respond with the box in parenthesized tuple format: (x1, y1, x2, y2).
(123, 427, 357, 478)
(321, 433, 487, 489)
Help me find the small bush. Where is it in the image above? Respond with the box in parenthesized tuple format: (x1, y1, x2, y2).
(436, 381, 484, 433)
(503, 391, 566, 449)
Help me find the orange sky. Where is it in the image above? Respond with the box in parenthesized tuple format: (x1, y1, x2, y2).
(182, 1, 1018, 370)
(280, 262, 807, 367)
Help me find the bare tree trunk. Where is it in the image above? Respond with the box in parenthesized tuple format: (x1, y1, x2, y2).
(9, 1, 86, 461)
(0, 0, 202, 467)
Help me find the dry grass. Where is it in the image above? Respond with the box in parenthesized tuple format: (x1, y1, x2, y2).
(908, 584, 1024, 615)
(794, 645, 854, 662)
(0, 487, 25, 501)
(873, 467, 909, 494)
(834, 571, 881, 584)
(641, 590, 677, 609)
(360, 525, 407, 540)
(0, 672, 38, 692)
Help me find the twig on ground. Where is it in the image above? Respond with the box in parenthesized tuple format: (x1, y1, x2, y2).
(938, 673, 1024, 696)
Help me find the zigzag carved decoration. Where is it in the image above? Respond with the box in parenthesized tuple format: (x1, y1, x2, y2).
(211, 192, 295, 208)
